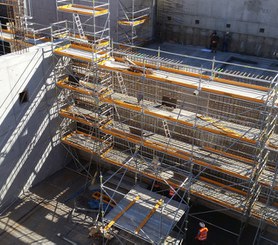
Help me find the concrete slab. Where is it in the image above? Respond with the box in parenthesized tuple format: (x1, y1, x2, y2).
(0, 168, 97, 245)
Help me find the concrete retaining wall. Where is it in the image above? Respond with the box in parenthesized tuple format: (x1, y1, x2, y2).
(156, 0, 278, 57)
(0, 43, 68, 211)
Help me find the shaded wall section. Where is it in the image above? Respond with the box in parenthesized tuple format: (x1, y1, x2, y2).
(157, 0, 278, 57)
(0, 43, 69, 211)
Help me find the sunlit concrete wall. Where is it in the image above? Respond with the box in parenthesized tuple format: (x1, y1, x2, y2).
(0, 43, 68, 211)
(156, 0, 278, 57)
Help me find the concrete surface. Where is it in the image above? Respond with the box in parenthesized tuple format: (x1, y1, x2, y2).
(0, 43, 69, 213)
(0, 167, 276, 245)
(0, 168, 95, 245)
(156, 0, 278, 57)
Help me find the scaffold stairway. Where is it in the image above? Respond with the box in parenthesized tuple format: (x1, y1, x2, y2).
(116, 72, 127, 95)
(162, 120, 171, 138)
(73, 13, 87, 41)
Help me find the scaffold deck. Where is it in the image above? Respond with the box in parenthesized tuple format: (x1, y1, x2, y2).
(62, 130, 111, 154)
(101, 121, 277, 189)
(60, 105, 109, 127)
(101, 147, 278, 226)
(103, 92, 262, 144)
(118, 17, 148, 27)
(104, 185, 187, 244)
(101, 148, 190, 188)
(57, 4, 109, 16)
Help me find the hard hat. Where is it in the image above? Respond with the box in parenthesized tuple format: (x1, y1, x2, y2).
(199, 222, 205, 228)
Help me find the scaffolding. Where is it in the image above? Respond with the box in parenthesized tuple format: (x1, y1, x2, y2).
(0, 0, 28, 53)
(53, 28, 278, 242)
(52, 1, 193, 244)
(117, 0, 153, 46)
(0, 0, 276, 243)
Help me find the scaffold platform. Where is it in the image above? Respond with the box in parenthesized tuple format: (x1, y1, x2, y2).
(104, 185, 187, 244)
(57, 4, 109, 16)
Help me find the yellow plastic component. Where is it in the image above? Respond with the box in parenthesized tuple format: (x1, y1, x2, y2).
(57, 4, 108, 16)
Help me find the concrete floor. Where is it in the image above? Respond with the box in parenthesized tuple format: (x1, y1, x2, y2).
(0, 168, 95, 245)
(143, 42, 278, 77)
(0, 169, 276, 245)
(0, 166, 277, 245)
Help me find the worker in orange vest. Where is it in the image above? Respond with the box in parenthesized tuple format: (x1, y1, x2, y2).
(169, 187, 175, 196)
(195, 222, 208, 244)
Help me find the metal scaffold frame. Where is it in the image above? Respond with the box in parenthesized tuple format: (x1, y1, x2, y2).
(0, 0, 28, 53)
(52, 1, 193, 243)
(117, 0, 154, 46)
(108, 43, 278, 244)
(51, 2, 278, 240)
(0, 0, 52, 54)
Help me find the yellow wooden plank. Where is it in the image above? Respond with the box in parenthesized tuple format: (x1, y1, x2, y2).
(104, 196, 140, 231)
(101, 126, 251, 180)
(118, 17, 147, 27)
(101, 153, 186, 189)
(114, 57, 270, 92)
(134, 199, 164, 234)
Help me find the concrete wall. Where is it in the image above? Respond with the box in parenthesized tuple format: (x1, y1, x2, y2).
(28, 0, 57, 26)
(157, 0, 278, 57)
(0, 43, 68, 211)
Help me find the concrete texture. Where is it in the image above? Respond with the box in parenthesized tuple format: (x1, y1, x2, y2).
(0, 43, 69, 212)
(28, 0, 58, 26)
(0, 168, 95, 245)
(156, 0, 278, 57)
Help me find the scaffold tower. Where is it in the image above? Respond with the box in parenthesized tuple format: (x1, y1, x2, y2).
(117, 0, 154, 46)
(0, 0, 28, 53)
(53, 0, 192, 243)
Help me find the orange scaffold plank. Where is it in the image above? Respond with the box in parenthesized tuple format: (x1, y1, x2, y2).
(99, 63, 266, 104)
(59, 107, 98, 127)
(203, 147, 256, 165)
(100, 95, 257, 144)
(197, 115, 257, 144)
(62, 130, 111, 155)
(57, 78, 95, 95)
(57, 4, 109, 16)
(54, 44, 109, 63)
(118, 17, 148, 27)
(56, 77, 111, 96)
(114, 57, 270, 92)
(104, 196, 140, 231)
(134, 199, 164, 234)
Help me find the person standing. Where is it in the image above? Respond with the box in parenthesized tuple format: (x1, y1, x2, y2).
(210, 31, 219, 53)
(195, 222, 208, 244)
(222, 31, 231, 52)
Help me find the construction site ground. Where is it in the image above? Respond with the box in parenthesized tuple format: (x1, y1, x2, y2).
(0, 167, 275, 245)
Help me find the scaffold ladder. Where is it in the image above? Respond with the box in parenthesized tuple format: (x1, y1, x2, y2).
(162, 120, 171, 138)
(83, 63, 94, 83)
(73, 13, 87, 41)
(116, 72, 127, 95)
